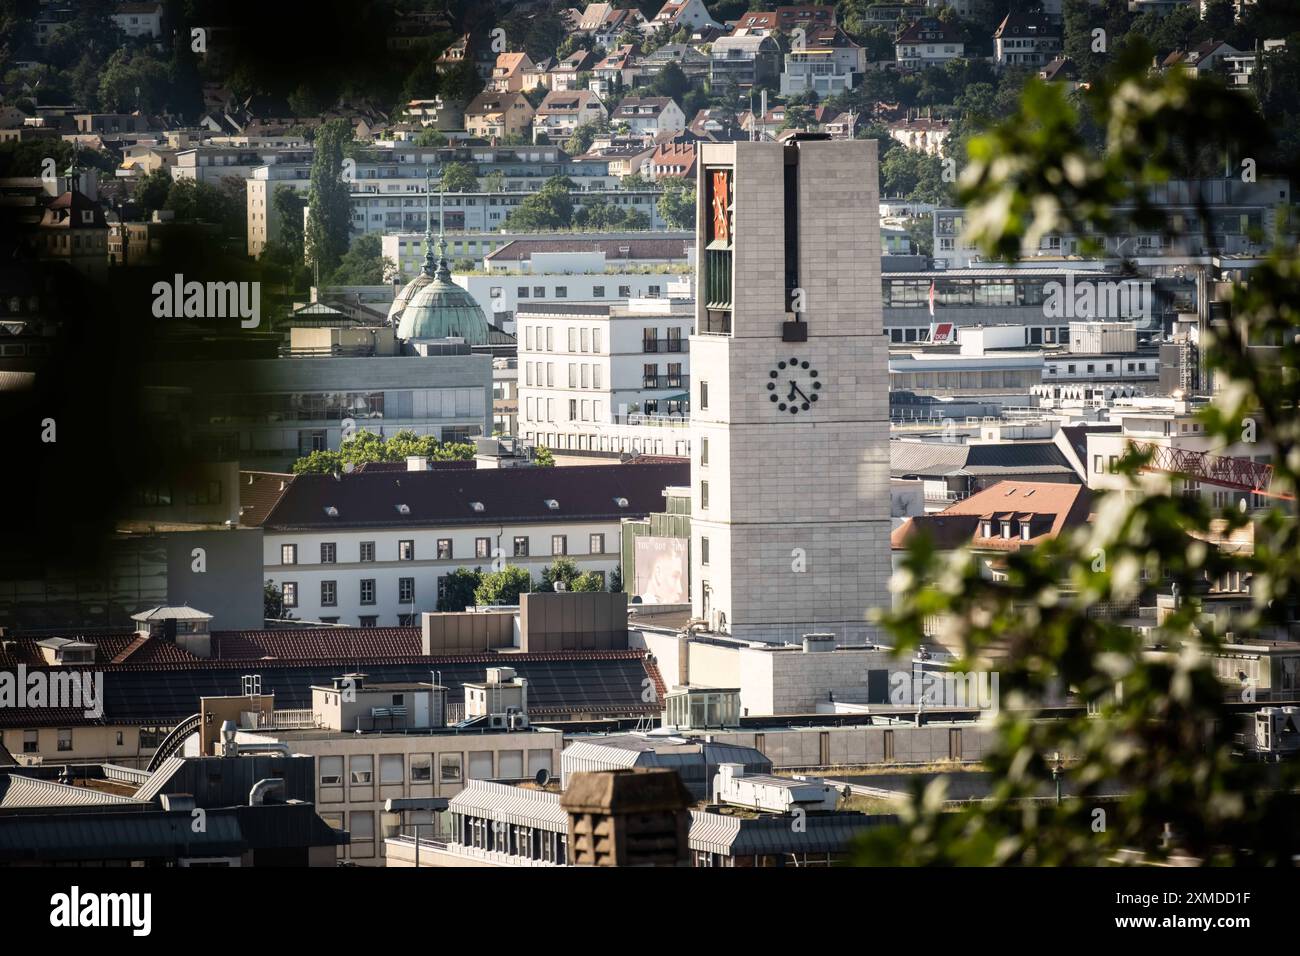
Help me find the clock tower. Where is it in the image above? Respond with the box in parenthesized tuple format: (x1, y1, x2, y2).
(689, 138, 890, 643)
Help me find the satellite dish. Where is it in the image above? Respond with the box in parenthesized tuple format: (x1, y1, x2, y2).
(535, 768, 551, 787)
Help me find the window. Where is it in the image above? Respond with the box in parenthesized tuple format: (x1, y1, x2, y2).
(593, 285, 605, 297)
(533, 286, 545, 298)
(593, 329, 602, 353)
(282, 582, 298, 607)
(399, 539, 414, 560)
(360, 579, 376, 605)
(700, 380, 709, 409)
(556, 286, 567, 298)
(440, 753, 463, 782)
(22, 730, 37, 753)
(518, 285, 529, 299)
(619, 285, 631, 297)
(320, 755, 343, 786)
(380, 754, 404, 785)
(701, 536, 710, 565)
(320, 542, 336, 564)
(475, 537, 491, 558)
(437, 538, 453, 559)
(399, 577, 415, 603)
(350, 755, 374, 785)
(590, 533, 604, 554)
(568, 328, 577, 352)
(1093, 455, 1103, 473)
(411, 755, 432, 783)
(359, 615, 377, 627)
(514, 536, 529, 557)
(57, 728, 72, 752)
(700, 437, 709, 466)
(321, 581, 337, 606)
(281, 544, 297, 565)
(552, 534, 567, 556)
(360, 541, 376, 562)
(468, 751, 494, 779)
(700, 480, 709, 510)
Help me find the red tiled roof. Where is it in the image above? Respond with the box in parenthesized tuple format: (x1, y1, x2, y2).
(211, 627, 424, 661)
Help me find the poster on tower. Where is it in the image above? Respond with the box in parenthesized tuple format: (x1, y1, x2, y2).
(634, 537, 688, 604)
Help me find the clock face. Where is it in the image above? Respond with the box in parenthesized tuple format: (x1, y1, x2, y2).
(766, 356, 822, 414)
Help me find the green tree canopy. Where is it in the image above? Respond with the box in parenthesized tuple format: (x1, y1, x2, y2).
(305, 118, 354, 275)
(440, 160, 479, 192)
(474, 566, 532, 606)
(437, 567, 484, 612)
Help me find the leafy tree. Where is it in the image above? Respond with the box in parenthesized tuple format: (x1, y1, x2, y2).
(649, 62, 690, 104)
(439, 160, 479, 192)
(273, 184, 309, 255)
(97, 48, 170, 113)
(264, 581, 293, 620)
(163, 178, 242, 235)
(474, 566, 532, 606)
(504, 176, 574, 230)
(609, 566, 623, 594)
(329, 233, 394, 285)
(414, 128, 448, 147)
(292, 429, 474, 473)
(533, 446, 555, 467)
(437, 567, 484, 611)
(481, 170, 507, 192)
(564, 120, 603, 157)
(657, 177, 695, 229)
(536, 556, 582, 592)
(132, 168, 173, 215)
(305, 118, 354, 275)
(852, 42, 1300, 867)
(572, 571, 606, 592)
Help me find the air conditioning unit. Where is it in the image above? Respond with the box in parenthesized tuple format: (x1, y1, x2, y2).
(509, 712, 530, 730)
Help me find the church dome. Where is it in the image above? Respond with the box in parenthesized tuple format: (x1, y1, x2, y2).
(387, 270, 433, 324)
(396, 248, 490, 345)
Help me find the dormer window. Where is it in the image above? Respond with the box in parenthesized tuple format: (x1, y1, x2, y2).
(545, 498, 559, 510)
(396, 503, 410, 515)
(470, 501, 485, 513)
(324, 506, 339, 517)
(981, 521, 992, 538)
(1021, 522, 1032, 541)
(1001, 521, 1012, 539)
(614, 497, 629, 508)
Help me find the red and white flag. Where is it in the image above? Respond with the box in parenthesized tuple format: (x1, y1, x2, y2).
(928, 280, 936, 317)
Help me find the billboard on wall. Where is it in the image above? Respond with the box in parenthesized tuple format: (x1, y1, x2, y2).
(634, 536, 688, 604)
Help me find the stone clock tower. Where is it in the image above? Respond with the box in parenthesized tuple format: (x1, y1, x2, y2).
(689, 138, 890, 643)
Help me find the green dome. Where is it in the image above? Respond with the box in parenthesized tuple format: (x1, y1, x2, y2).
(387, 271, 433, 323)
(395, 238, 490, 345)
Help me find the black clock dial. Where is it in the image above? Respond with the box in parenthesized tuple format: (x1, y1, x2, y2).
(766, 357, 823, 414)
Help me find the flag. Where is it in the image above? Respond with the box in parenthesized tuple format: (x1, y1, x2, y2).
(928, 280, 936, 317)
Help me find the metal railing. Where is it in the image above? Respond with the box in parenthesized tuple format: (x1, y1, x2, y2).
(640, 375, 689, 390)
(270, 709, 317, 729)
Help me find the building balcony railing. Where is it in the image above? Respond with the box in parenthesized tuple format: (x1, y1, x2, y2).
(641, 338, 688, 353)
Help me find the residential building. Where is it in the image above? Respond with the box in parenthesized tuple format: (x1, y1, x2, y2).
(780, 27, 866, 96)
(260, 460, 688, 624)
(533, 90, 608, 139)
(27, 190, 108, 281)
(612, 96, 687, 136)
(636, 43, 711, 88)
(651, 0, 722, 32)
(548, 49, 599, 92)
(490, 52, 538, 92)
(887, 117, 950, 156)
(465, 90, 537, 140)
(993, 12, 1062, 69)
(709, 35, 781, 89)
(648, 141, 697, 181)
(577, 3, 649, 48)
(895, 17, 965, 70)
(111, 2, 164, 39)
(592, 44, 641, 90)
(517, 298, 694, 455)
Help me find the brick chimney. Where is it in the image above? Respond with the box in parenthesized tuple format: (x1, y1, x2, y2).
(561, 768, 693, 866)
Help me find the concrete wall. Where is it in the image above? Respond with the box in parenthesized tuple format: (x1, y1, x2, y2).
(519, 592, 628, 652)
(421, 611, 515, 653)
(165, 528, 265, 631)
(701, 723, 995, 769)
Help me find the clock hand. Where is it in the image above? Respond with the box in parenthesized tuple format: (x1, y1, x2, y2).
(790, 383, 810, 402)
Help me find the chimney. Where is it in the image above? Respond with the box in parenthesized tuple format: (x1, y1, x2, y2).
(562, 769, 693, 867)
(406, 455, 430, 471)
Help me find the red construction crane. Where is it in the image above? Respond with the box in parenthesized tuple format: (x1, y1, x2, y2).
(1128, 441, 1294, 501)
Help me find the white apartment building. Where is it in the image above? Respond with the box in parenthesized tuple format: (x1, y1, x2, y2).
(382, 236, 695, 335)
(111, 2, 164, 39)
(261, 460, 689, 625)
(517, 298, 695, 456)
